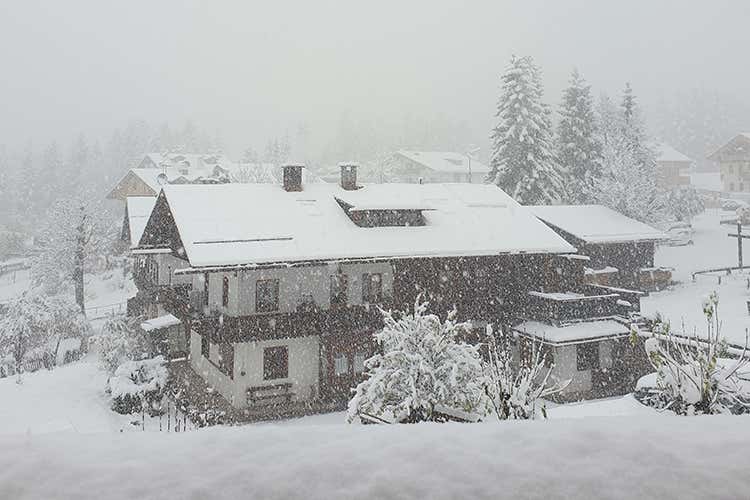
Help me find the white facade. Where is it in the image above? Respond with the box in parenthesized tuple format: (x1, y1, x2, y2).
(190, 330, 320, 409)
(194, 261, 394, 317)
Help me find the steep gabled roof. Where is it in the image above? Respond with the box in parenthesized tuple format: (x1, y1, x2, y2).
(707, 133, 750, 161)
(395, 151, 490, 174)
(125, 196, 158, 248)
(650, 142, 692, 164)
(138, 183, 576, 269)
(529, 205, 666, 244)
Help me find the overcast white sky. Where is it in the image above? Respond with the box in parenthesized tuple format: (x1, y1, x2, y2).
(1, 0, 749, 155)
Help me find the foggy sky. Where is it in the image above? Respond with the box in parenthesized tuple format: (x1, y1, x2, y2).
(2, 0, 750, 156)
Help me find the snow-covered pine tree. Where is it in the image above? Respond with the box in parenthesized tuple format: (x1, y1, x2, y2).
(622, 82, 636, 124)
(347, 296, 487, 423)
(593, 94, 668, 224)
(556, 69, 602, 203)
(488, 55, 562, 204)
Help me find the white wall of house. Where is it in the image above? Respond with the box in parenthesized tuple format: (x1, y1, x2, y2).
(549, 340, 614, 396)
(194, 261, 393, 317)
(189, 330, 320, 409)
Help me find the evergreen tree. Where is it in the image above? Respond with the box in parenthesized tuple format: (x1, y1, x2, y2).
(622, 82, 636, 125)
(556, 69, 602, 203)
(488, 55, 562, 204)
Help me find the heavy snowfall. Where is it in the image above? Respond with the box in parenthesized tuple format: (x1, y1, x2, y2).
(1, 2, 750, 499)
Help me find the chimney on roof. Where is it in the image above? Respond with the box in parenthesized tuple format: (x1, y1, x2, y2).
(339, 162, 359, 190)
(282, 163, 304, 192)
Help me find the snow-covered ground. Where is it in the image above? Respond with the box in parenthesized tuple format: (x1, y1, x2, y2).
(644, 209, 750, 346)
(1, 413, 748, 500)
(0, 357, 171, 435)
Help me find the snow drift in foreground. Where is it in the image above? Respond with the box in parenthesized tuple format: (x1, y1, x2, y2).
(1, 416, 748, 500)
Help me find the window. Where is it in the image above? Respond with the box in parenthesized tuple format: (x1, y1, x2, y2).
(263, 346, 288, 380)
(353, 352, 367, 373)
(256, 279, 280, 313)
(201, 334, 209, 358)
(362, 273, 382, 303)
(203, 273, 210, 306)
(219, 343, 234, 378)
(334, 353, 349, 376)
(576, 342, 600, 371)
(222, 276, 230, 308)
(730, 182, 735, 192)
(330, 273, 348, 307)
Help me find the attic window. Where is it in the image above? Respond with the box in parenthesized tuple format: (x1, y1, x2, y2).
(335, 198, 426, 227)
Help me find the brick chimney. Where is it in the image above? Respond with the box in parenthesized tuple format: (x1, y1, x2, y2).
(282, 163, 304, 192)
(339, 162, 359, 190)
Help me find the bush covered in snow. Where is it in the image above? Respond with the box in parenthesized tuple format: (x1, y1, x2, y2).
(109, 356, 168, 415)
(636, 292, 750, 415)
(347, 297, 487, 423)
(0, 289, 90, 378)
(94, 315, 150, 376)
(484, 325, 569, 420)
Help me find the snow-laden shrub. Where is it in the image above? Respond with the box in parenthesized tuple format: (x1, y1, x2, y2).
(347, 297, 487, 423)
(110, 356, 168, 415)
(636, 292, 750, 415)
(484, 325, 569, 420)
(0, 289, 90, 379)
(94, 315, 150, 376)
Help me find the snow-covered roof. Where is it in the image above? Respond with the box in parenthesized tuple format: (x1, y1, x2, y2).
(149, 182, 576, 269)
(141, 314, 181, 332)
(529, 205, 667, 244)
(395, 151, 490, 174)
(126, 196, 157, 248)
(650, 142, 692, 164)
(513, 319, 630, 344)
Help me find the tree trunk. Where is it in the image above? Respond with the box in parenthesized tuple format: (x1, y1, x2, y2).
(74, 221, 86, 314)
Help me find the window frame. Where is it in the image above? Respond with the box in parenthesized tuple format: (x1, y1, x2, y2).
(362, 273, 383, 303)
(218, 342, 234, 379)
(334, 353, 349, 376)
(576, 342, 600, 371)
(222, 275, 230, 308)
(263, 345, 289, 381)
(203, 273, 210, 306)
(330, 273, 349, 307)
(256, 279, 280, 313)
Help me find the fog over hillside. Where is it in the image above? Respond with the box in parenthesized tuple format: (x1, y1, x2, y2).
(1, 1, 749, 165)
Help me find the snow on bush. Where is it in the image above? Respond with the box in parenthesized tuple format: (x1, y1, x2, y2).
(109, 356, 168, 415)
(93, 315, 150, 375)
(0, 289, 89, 379)
(636, 291, 750, 415)
(347, 296, 487, 423)
(484, 325, 569, 420)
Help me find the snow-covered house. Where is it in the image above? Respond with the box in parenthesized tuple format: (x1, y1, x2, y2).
(529, 205, 669, 291)
(707, 133, 750, 194)
(121, 196, 157, 249)
(651, 142, 692, 188)
(129, 166, 650, 417)
(390, 151, 490, 184)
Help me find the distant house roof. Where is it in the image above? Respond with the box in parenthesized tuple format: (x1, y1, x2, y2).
(394, 151, 490, 174)
(650, 142, 692, 164)
(140, 183, 576, 269)
(141, 314, 181, 332)
(126, 196, 158, 248)
(707, 133, 750, 161)
(513, 319, 631, 345)
(529, 205, 666, 244)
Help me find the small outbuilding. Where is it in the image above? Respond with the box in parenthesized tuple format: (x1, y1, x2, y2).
(529, 205, 669, 291)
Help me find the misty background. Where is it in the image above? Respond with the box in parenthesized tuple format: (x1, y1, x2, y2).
(1, 0, 749, 200)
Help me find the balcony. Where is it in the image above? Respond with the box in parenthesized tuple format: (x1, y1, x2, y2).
(525, 290, 626, 325)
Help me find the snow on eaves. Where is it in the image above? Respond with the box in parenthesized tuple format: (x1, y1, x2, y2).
(126, 196, 157, 249)
(395, 151, 491, 174)
(529, 204, 667, 244)
(648, 141, 693, 164)
(140, 314, 181, 332)
(513, 319, 630, 344)
(156, 182, 577, 269)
